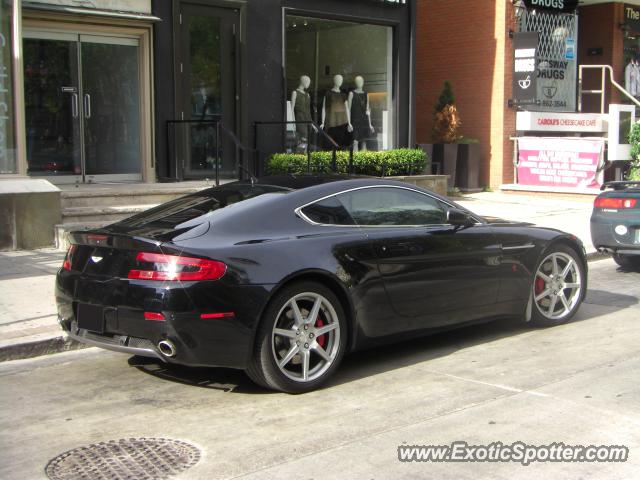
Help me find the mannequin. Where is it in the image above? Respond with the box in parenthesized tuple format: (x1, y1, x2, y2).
(320, 74, 353, 147)
(348, 76, 375, 151)
(291, 75, 313, 144)
(625, 59, 639, 97)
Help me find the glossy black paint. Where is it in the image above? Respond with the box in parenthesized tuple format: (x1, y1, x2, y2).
(56, 176, 588, 369)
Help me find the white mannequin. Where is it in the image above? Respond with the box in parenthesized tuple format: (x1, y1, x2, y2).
(348, 75, 375, 152)
(625, 59, 639, 97)
(320, 74, 353, 132)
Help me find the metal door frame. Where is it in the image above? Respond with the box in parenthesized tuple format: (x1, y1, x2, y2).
(23, 29, 143, 184)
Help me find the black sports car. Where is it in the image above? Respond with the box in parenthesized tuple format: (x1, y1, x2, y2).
(56, 176, 588, 393)
(591, 181, 640, 270)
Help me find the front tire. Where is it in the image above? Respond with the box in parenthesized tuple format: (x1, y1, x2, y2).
(246, 282, 347, 393)
(531, 245, 586, 327)
(613, 253, 640, 271)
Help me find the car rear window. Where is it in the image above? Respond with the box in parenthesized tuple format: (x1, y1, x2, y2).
(300, 196, 355, 225)
(117, 184, 291, 228)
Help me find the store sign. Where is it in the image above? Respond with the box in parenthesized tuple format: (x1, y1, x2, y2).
(516, 111, 606, 133)
(513, 31, 539, 106)
(517, 137, 604, 190)
(523, 0, 579, 13)
(625, 4, 640, 33)
(0, 0, 15, 174)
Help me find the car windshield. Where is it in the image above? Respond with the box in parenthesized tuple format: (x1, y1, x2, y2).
(116, 184, 292, 229)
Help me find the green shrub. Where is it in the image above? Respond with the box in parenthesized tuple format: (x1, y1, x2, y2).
(267, 149, 428, 177)
(628, 122, 640, 181)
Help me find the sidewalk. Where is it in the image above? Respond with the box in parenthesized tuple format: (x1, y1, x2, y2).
(0, 191, 601, 363)
(456, 191, 596, 254)
(0, 249, 83, 361)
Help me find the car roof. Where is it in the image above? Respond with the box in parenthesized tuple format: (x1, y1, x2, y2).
(232, 175, 451, 204)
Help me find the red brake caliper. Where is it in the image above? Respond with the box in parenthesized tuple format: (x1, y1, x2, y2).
(535, 276, 546, 295)
(315, 315, 327, 348)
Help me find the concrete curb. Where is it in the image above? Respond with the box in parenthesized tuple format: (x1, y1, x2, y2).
(0, 335, 88, 363)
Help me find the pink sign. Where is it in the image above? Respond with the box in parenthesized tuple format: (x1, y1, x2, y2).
(517, 137, 604, 190)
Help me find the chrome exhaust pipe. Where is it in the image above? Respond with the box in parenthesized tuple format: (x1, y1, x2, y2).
(157, 340, 176, 358)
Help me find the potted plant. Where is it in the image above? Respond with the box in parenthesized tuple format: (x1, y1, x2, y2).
(431, 81, 462, 186)
(430, 81, 482, 191)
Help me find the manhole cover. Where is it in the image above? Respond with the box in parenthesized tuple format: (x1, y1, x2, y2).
(45, 437, 201, 480)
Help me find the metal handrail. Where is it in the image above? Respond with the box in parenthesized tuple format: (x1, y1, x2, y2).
(166, 119, 257, 185)
(578, 65, 640, 113)
(253, 120, 350, 174)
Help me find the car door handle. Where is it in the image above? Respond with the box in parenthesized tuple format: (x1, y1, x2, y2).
(380, 244, 415, 256)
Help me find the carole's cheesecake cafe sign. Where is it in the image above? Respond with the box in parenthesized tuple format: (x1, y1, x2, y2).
(516, 111, 606, 133)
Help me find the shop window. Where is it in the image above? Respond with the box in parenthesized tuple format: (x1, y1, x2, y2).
(285, 15, 394, 153)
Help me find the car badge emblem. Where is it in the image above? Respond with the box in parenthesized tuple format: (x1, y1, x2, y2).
(91, 256, 103, 263)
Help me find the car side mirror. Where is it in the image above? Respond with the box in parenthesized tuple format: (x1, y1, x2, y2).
(447, 208, 475, 227)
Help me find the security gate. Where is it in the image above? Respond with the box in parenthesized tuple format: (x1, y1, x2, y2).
(518, 8, 578, 112)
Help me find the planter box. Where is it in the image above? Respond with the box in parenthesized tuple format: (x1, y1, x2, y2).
(0, 179, 61, 250)
(432, 144, 459, 187)
(386, 174, 449, 196)
(456, 143, 482, 192)
(416, 143, 434, 174)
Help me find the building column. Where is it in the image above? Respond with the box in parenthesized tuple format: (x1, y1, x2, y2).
(489, 0, 516, 188)
(12, 0, 26, 175)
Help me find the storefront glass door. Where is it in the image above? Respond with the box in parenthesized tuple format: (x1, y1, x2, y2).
(24, 31, 142, 183)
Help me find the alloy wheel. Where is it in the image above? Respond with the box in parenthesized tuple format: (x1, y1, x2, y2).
(271, 292, 341, 383)
(533, 251, 582, 321)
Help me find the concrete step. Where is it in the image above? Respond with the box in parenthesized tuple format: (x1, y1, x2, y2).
(61, 186, 204, 209)
(61, 204, 158, 224)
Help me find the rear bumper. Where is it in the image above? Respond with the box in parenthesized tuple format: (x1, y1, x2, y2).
(64, 320, 165, 361)
(590, 216, 640, 254)
(56, 270, 273, 369)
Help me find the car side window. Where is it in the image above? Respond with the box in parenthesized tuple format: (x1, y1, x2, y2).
(300, 195, 356, 225)
(336, 187, 446, 226)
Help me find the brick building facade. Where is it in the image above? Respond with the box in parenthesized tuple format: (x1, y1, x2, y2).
(416, 0, 638, 189)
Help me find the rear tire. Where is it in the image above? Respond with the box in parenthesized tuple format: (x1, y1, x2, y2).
(613, 253, 640, 271)
(246, 281, 347, 393)
(530, 244, 586, 327)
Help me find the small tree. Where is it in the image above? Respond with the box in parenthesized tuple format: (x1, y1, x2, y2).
(434, 81, 455, 113)
(432, 81, 462, 143)
(628, 122, 640, 180)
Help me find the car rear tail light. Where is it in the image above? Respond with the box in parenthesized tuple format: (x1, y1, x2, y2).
(128, 252, 227, 281)
(594, 197, 637, 209)
(62, 245, 77, 271)
(144, 312, 166, 321)
(200, 312, 235, 319)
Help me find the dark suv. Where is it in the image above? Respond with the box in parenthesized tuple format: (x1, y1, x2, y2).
(591, 181, 640, 269)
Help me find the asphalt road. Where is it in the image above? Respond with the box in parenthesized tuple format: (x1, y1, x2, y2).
(1, 258, 639, 480)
